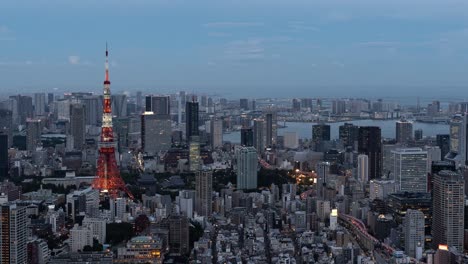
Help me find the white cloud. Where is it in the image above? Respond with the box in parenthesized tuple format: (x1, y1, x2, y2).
(224, 38, 265, 60)
(203, 22, 264, 28)
(68, 55, 80, 65)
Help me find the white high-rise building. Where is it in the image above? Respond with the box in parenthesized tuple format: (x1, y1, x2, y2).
(178, 190, 195, 218)
(284, 131, 299, 149)
(110, 197, 127, 221)
(236, 146, 258, 189)
(404, 209, 425, 259)
(357, 154, 369, 183)
(83, 217, 107, 244)
(69, 224, 93, 252)
(392, 148, 428, 192)
(0, 203, 27, 264)
(34, 93, 46, 116)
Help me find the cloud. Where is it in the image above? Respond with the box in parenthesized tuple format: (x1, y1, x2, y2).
(68, 55, 80, 65)
(203, 22, 264, 28)
(288, 21, 319, 32)
(224, 38, 265, 60)
(0, 25, 9, 33)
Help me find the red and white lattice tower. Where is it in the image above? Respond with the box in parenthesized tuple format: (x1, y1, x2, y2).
(92, 45, 134, 200)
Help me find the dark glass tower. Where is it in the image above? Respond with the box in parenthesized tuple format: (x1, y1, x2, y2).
(0, 134, 8, 178)
(312, 124, 331, 151)
(339, 123, 358, 149)
(241, 127, 254, 147)
(186, 101, 199, 140)
(358, 126, 382, 179)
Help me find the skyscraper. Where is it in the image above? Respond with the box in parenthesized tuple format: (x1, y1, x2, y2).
(69, 103, 86, 150)
(26, 118, 42, 151)
(0, 203, 27, 264)
(396, 120, 413, 145)
(0, 134, 8, 178)
(312, 124, 331, 151)
(186, 100, 199, 141)
(236, 146, 258, 189)
(195, 169, 212, 217)
(358, 126, 382, 179)
(0, 109, 12, 147)
(141, 112, 172, 154)
(392, 148, 428, 192)
(357, 154, 369, 183)
(241, 127, 254, 147)
(445, 114, 468, 167)
(10, 95, 33, 125)
(253, 119, 265, 152)
(316, 162, 330, 198)
(265, 112, 277, 147)
(404, 209, 425, 259)
(432, 170, 464, 252)
(146, 95, 170, 115)
(168, 215, 189, 254)
(189, 137, 201, 172)
(210, 119, 223, 149)
(339, 123, 358, 149)
(240, 98, 249, 110)
(111, 94, 127, 118)
(34, 93, 46, 117)
(436, 134, 450, 160)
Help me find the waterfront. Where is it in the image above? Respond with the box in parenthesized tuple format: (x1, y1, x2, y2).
(223, 120, 449, 144)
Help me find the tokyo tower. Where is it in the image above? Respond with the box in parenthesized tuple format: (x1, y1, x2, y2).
(92, 45, 134, 200)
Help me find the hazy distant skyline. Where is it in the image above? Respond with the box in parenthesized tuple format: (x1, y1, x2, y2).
(1, 0, 468, 97)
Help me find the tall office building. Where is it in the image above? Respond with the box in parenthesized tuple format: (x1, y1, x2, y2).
(396, 120, 413, 145)
(414, 129, 423, 141)
(189, 137, 201, 172)
(253, 119, 265, 152)
(136, 91, 142, 111)
(404, 209, 425, 259)
(358, 126, 382, 179)
(236, 146, 258, 189)
(312, 124, 331, 151)
(240, 98, 249, 110)
(283, 132, 299, 149)
(445, 114, 468, 167)
(34, 93, 46, 117)
(210, 119, 223, 149)
(339, 123, 359, 149)
(357, 154, 369, 183)
(316, 162, 330, 198)
(26, 118, 42, 151)
(292, 99, 301, 111)
(0, 203, 27, 264)
(436, 134, 450, 160)
(47, 93, 54, 105)
(69, 103, 86, 150)
(141, 112, 172, 154)
(332, 100, 346, 115)
(195, 169, 212, 217)
(186, 100, 199, 140)
(10, 95, 33, 125)
(392, 148, 428, 193)
(0, 134, 8, 178)
(168, 215, 189, 254)
(265, 112, 277, 147)
(111, 94, 127, 118)
(81, 95, 102, 126)
(0, 109, 12, 147)
(432, 170, 464, 252)
(241, 127, 254, 147)
(146, 95, 170, 115)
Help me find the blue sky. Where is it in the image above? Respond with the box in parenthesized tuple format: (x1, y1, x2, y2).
(1, 0, 468, 98)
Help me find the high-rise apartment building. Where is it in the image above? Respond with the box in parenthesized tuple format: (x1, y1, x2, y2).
(265, 112, 277, 147)
(358, 126, 382, 179)
(236, 146, 258, 189)
(195, 169, 212, 217)
(189, 137, 201, 172)
(0, 203, 27, 264)
(432, 170, 464, 252)
(210, 119, 223, 149)
(446, 114, 468, 167)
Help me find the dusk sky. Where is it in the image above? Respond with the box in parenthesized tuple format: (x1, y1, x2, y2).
(2, 0, 468, 98)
